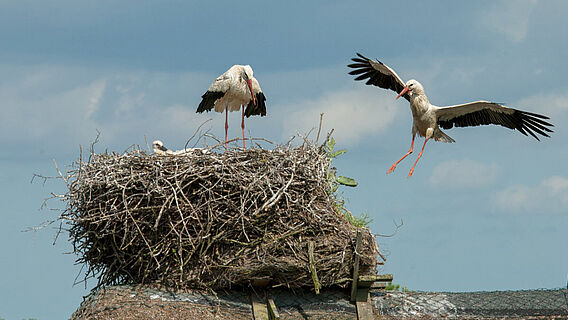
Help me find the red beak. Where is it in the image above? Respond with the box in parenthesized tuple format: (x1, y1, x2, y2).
(246, 79, 256, 105)
(396, 86, 410, 100)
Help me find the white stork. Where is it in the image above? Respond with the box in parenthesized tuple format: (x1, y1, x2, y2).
(152, 140, 174, 155)
(152, 140, 211, 156)
(196, 65, 266, 151)
(348, 53, 553, 177)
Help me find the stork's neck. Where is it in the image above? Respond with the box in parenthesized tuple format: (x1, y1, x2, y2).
(409, 91, 431, 115)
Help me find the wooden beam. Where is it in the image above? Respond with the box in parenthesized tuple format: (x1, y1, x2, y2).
(374, 274, 394, 282)
(267, 298, 280, 320)
(308, 241, 321, 294)
(358, 274, 394, 287)
(355, 289, 373, 319)
(350, 230, 362, 302)
(355, 286, 370, 302)
(369, 282, 388, 290)
(357, 275, 378, 288)
(251, 293, 269, 320)
(356, 300, 373, 320)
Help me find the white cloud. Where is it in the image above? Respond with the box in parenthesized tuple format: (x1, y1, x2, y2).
(0, 75, 106, 141)
(429, 159, 499, 189)
(86, 80, 106, 119)
(493, 176, 568, 213)
(281, 87, 400, 146)
(480, 0, 538, 42)
(0, 63, 214, 156)
(516, 90, 568, 117)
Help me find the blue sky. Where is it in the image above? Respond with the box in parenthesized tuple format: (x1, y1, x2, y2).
(1, 1, 567, 319)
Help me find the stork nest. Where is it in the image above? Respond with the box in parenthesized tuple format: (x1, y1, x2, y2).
(55, 141, 380, 290)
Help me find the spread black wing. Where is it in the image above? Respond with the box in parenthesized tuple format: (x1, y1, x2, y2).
(436, 101, 553, 141)
(348, 53, 409, 101)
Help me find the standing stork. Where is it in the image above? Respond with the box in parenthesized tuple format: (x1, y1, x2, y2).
(348, 53, 553, 177)
(196, 65, 266, 151)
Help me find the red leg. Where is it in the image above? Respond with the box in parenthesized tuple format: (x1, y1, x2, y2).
(224, 107, 229, 152)
(387, 134, 415, 174)
(408, 138, 429, 178)
(241, 105, 246, 149)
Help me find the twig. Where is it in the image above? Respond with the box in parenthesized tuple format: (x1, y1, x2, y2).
(184, 118, 212, 151)
(308, 241, 321, 294)
(315, 112, 324, 145)
(374, 218, 404, 238)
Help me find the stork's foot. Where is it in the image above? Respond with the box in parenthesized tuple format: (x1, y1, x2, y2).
(408, 168, 415, 178)
(386, 164, 397, 174)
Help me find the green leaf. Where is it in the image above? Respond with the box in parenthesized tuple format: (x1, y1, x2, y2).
(329, 149, 346, 158)
(336, 176, 358, 187)
(328, 137, 336, 150)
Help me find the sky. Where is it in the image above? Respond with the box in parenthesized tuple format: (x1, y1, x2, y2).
(1, 0, 567, 318)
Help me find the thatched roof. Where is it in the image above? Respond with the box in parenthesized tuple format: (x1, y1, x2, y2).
(71, 285, 356, 320)
(72, 285, 568, 320)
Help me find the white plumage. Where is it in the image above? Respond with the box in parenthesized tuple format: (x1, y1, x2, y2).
(152, 140, 174, 155)
(196, 65, 266, 150)
(152, 140, 210, 156)
(348, 53, 553, 177)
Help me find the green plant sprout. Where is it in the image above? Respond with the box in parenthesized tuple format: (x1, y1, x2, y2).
(323, 137, 372, 228)
(385, 282, 409, 292)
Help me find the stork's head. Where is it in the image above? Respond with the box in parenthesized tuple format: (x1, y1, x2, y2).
(242, 65, 254, 79)
(152, 140, 168, 152)
(242, 65, 256, 105)
(396, 79, 424, 99)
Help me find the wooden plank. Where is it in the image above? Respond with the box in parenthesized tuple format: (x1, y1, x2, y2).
(350, 230, 363, 302)
(308, 241, 321, 294)
(356, 289, 372, 320)
(357, 275, 378, 287)
(267, 298, 280, 320)
(251, 294, 269, 320)
(356, 300, 374, 320)
(358, 274, 394, 287)
(375, 274, 394, 281)
(355, 287, 369, 302)
(370, 282, 388, 290)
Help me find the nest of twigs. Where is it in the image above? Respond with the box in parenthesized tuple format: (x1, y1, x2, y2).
(56, 141, 380, 290)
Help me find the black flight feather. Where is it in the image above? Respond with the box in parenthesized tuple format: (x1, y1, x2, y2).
(196, 91, 225, 113)
(347, 53, 410, 101)
(438, 108, 553, 140)
(245, 92, 267, 117)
